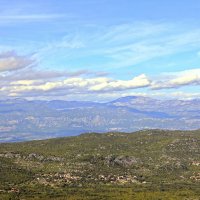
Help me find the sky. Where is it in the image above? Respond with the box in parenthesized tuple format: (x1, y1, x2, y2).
(0, 0, 200, 101)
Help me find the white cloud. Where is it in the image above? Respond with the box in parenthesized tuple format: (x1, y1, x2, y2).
(152, 69, 200, 89)
(7, 75, 149, 93)
(0, 50, 199, 100)
(1, 68, 200, 100)
(89, 74, 150, 91)
(10, 80, 39, 86)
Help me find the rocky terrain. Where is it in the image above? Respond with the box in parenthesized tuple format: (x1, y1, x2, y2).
(0, 129, 199, 199)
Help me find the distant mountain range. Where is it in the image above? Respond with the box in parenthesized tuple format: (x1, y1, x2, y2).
(0, 96, 200, 142)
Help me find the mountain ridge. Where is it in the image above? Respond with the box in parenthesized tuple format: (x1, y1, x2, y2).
(0, 96, 200, 142)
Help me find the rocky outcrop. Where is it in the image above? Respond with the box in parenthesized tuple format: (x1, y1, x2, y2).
(0, 152, 64, 162)
(105, 155, 139, 167)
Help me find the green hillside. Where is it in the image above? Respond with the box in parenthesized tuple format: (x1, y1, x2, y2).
(0, 129, 200, 199)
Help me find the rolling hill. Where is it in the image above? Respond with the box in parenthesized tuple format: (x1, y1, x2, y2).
(0, 129, 199, 199)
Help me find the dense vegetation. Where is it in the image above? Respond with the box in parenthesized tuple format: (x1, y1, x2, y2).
(0, 129, 199, 199)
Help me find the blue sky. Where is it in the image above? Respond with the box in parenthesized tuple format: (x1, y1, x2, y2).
(0, 0, 200, 101)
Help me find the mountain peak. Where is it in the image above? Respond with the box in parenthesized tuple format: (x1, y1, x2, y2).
(110, 96, 151, 103)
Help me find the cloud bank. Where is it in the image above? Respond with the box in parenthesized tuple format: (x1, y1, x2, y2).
(152, 69, 200, 89)
(0, 50, 199, 100)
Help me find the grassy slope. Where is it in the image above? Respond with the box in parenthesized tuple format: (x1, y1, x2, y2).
(0, 129, 199, 199)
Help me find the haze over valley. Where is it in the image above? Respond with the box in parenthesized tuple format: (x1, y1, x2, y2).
(0, 96, 200, 142)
